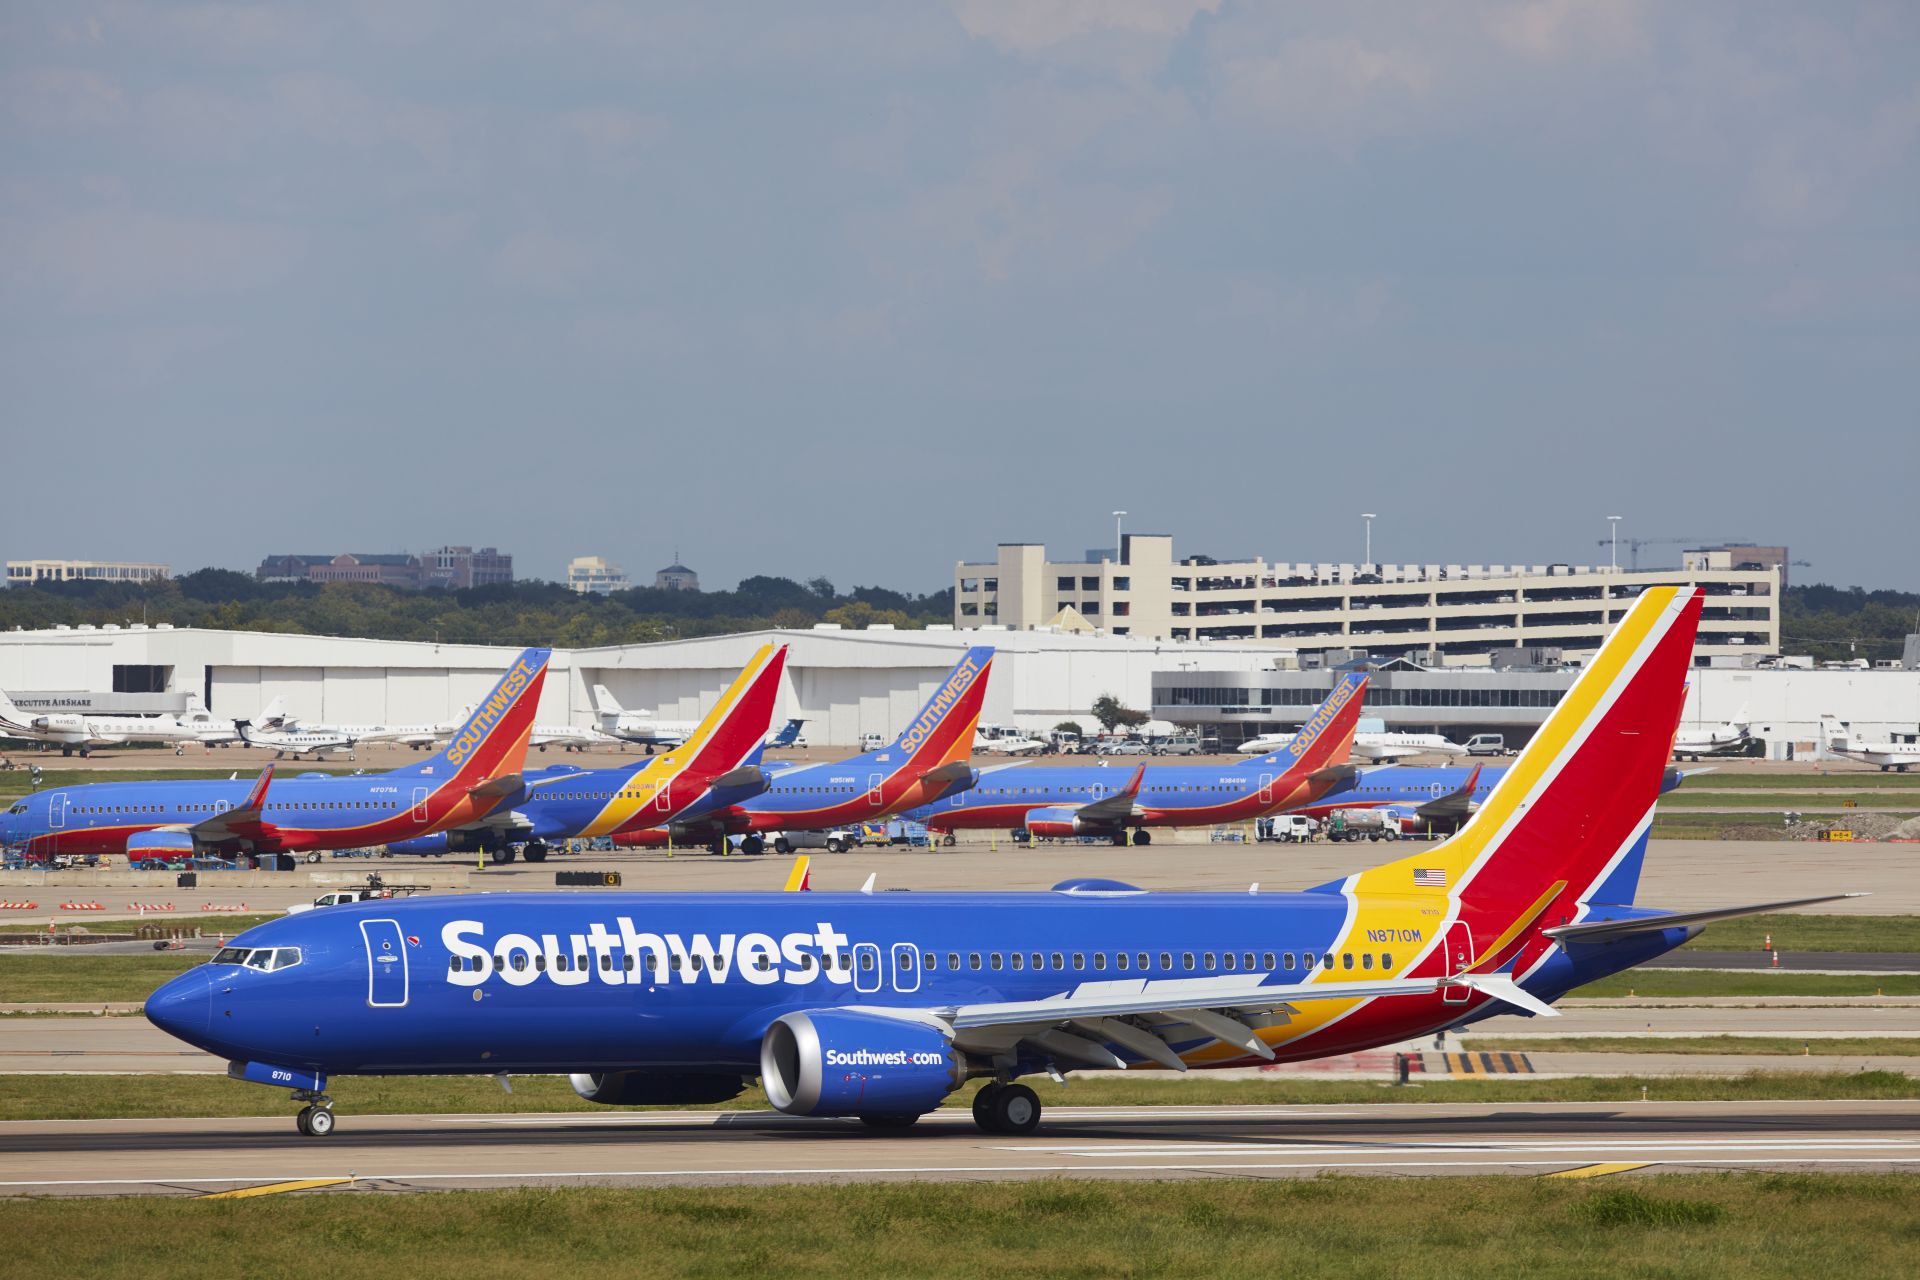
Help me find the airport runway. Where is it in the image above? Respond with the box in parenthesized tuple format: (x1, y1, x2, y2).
(8, 1001, 1918, 1074)
(2, 1099, 1917, 1196)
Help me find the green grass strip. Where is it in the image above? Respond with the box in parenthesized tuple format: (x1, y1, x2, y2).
(1579, 970, 1920, 997)
(1461, 1036, 1920, 1056)
(0, 953, 203, 1003)
(3, 1174, 1920, 1278)
(0, 1070, 1912, 1123)
(1688, 914, 1920, 954)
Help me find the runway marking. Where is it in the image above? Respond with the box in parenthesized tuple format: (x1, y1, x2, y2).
(196, 1177, 352, 1200)
(9, 1156, 1920, 1194)
(1545, 1163, 1653, 1179)
(996, 1140, 1920, 1159)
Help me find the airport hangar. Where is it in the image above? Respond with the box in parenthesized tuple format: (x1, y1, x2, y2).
(0, 621, 1914, 753)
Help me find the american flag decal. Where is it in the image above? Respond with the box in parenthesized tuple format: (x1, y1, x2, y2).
(1413, 868, 1447, 887)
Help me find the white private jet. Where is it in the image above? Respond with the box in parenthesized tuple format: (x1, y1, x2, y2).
(280, 712, 455, 749)
(590, 684, 696, 750)
(530, 724, 624, 753)
(1821, 716, 1920, 773)
(1672, 703, 1752, 761)
(0, 688, 216, 756)
(1233, 727, 1463, 762)
(236, 720, 358, 760)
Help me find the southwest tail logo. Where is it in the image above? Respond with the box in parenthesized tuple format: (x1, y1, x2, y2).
(397, 648, 551, 787)
(892, 646, 995, 771)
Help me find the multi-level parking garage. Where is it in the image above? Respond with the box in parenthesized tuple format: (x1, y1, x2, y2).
(956, 536, 1779, 661)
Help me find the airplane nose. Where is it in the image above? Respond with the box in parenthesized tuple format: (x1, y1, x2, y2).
(144, 969, 211, 1044)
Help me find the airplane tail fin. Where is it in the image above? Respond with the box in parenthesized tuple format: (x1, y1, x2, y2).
(1270, 672, 1369, 774)
(255, 694, 288, 728)
(389, 649, 552, 786)
(1819, 715, 1849, 750)
(888, 647, 995, 772)
(665, 645, 789, 778)
(1729, 701, 1751, 730)
(0, 687, 34, 734)
(1342, 586, 1703, 922)
(767, 718, 806, 748)
(592, 684, 627, 718)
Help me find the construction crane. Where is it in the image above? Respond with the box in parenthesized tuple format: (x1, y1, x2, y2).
(1595, 536, 1756, 573)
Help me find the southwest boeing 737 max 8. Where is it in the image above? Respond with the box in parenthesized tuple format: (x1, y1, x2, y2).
(141, 590, 1854, 1138)
(0, 651, 552, 861)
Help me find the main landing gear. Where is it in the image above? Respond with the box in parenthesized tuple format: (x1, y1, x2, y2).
(971, 1083, 1041, 1135)
(294, 1092, 336, 1137)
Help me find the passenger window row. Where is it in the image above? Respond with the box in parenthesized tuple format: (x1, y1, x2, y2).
(448, 948, 1397, 977)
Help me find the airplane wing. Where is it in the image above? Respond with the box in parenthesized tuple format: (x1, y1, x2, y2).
(188, 764, 275, 843)
(915, 761, 974, 788)
(828, 970, 1558, 1072)
(1072, 763, 1147, 825)
(466, 773, 524, 804)
(1414, 764, 1483, 822)
(1543, 894, 1867, 944)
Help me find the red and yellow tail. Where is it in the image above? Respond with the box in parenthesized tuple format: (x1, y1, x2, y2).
(1355, 586, 1702, 920)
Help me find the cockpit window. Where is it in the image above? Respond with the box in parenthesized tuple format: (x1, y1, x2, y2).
(5, 802, 25, 815)
(213, 946, 302, 971)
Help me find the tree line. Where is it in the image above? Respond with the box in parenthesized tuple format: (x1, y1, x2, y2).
(0, 574, 1909, 663)
(0, 570, 954, 648)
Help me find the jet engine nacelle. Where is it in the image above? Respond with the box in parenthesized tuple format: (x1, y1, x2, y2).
(568, 1071, 749, 1106)
(759, 1009, 965, 1118)
(385, 829, 512, 856)
(1022, 806, 1109, 838)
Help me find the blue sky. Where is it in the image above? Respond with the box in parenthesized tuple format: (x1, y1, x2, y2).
(3, 1, 1914, 591)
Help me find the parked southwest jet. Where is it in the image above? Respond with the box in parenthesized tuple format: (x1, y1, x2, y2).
(140, 587, 1854, 1139)
(394, 646, 788, 861)
(0, 651, 551, 861)
(904, 673, 1367, 843)
(610, 648, 993, 856)
(1283, 761, 1693, 839)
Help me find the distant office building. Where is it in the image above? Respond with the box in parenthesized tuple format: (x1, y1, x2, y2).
(655, 562, 700, 592)
(424, 546, 513, 590)
(568, 555, 631, 596)
(955, 535, 1782, 664)
(6, 559, 170, 587)
(256, 548, 511, 590)
(306, 554, 425, 588)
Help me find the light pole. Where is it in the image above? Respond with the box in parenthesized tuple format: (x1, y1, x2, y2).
(1112, 510, 1127, 564)
(1607, 515, 1622, 573)
(1361, 513, 1376, 571)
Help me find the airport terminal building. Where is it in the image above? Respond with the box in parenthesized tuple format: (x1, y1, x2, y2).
(956, 536, 1780, 663)
(0, 619, 1913, 753)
